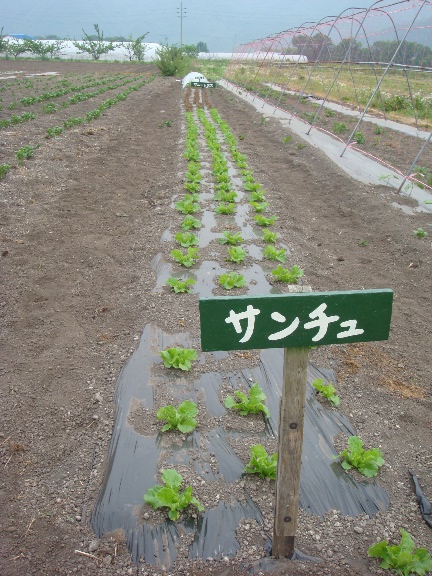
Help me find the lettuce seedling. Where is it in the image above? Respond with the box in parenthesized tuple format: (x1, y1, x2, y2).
(414, 228, 428, 238)
(185, 170, 202, 183)
(166, 277, 196, 293)
(263, 246, 287, 262)
(271, 264, 304, 283)
(219, 272, 247, 290)
(181, 216, 201, 231)
(225, 382, 270, 416)
(250, 190, 267, 202)
(174, 231, 199, 247)
(249, 201, 268, 213)
(254, 215, 277, 227)
(183, 147, 200, 162)
(219, 231, 243, 245)
(337, 436, 384, 478)
(187, 161, 200, 175)
(175, 197, 200, 215)
(368, 528, 432, 576)
(171, 247, 199, 268)
(244, 180, 262, 192)
(159, 347, 198, 370)
(312, 378, 340, 407)
(227, 246, 246, 263)
(263, 230, 278, 243)
(184, 180, 200, 193)
(215, 190, 238, 203)
(157, 400, 198, 433)
(215, 202, 236, 215)
(245, 445, 277, 479)
(215, 181, 232, 193)
(215, 171, 230, 184)
(144, 468, 204, 521)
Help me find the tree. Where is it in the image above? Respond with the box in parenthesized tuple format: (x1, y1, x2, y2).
(5, 38, 29, 59)
(182, 44, 198, 58)
(19, 38, 64, 60)
(196, 41, 209, 53)
(0, 27, 9, 54)
(155, 42, 190, 76)
(73, 24, 114, 60)
(121, 33, 149, 61)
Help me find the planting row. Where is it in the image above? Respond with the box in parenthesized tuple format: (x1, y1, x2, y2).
(141, 90, 432, 574)
(0, 76, 153, 179)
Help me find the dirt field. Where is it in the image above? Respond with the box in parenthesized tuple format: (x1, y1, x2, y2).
(0, 60, 431, 576)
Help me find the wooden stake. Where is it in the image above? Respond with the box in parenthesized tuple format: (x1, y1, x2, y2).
(272, 344, 308, 558)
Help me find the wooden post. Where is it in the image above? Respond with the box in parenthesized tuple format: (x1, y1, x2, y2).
(272, 345, 308, 558)
(272, 284, 310, 559)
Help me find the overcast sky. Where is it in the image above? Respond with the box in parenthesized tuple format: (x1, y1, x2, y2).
(3, 0, 381, 51)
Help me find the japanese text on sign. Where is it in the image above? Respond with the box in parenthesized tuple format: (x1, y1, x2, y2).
(199, 290, 393, 352)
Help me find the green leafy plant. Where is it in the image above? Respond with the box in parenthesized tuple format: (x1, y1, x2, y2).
(245, 445, 277, 479)
(249, 201, 268, 213)
(159, 347, 198, 370)
(250, 190, 266, 202)
(0, 163, 11, 179)
(263, 245, 287, 262)
(353, 131, 365, 144)
(337, 436, 384, 478)
(214, 190, 237, 203)
(324, 108, 336, 117)
(174, 231, 199, 247)
(175, 196, 200, 215)
(368, 528, 432, 576)
(373, 125, 384, 135)
(282, 135, 293, 144)
(166, 277, 196, 293)
(263, 229, 278, 243)
(312, 378, 340, 407)
(215, 202, 236, 215)
(271, 264, 304, 283)
(219, 272, 247, 290)
(171, 247, 199, 268)
(226, 246, 246, 263)
(46, 126, 63, 138)
(42, 102, 57, 114)
(143, 469, 204, 521)
(181, 216, 201, 231)
(16, 144, 38, 165)
(379, 173, 399, 185)
(225, 382, 270, 416)
(303, 111, 316, 124)
(184, 180, 200, 194)
(414, 228, 428, 239)
(158, 119, 173, 127)
(358, 239, 369, 246)
(333, 122, 348, 134)
(254, 215, 276, 227)
(297, 143, 306, 149)
(243, 180, 262, 193)
(219, 231, 243, 245)
(157, 400, 198, 433)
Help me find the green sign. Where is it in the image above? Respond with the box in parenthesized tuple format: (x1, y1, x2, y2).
(190, 81, 216, 88)
(199, 289, 393, 351)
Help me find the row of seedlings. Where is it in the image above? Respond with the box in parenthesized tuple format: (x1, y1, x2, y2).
(144, 96, 411, 576)
(0, 77, 154, 179)
(0, 74, 143, 130)
(203, 105, 418, 571)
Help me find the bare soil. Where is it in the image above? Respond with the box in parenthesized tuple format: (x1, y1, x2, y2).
(0, 60, 431, 576)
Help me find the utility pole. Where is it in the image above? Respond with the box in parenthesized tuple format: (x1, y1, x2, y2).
(177, 2, 186, 47)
